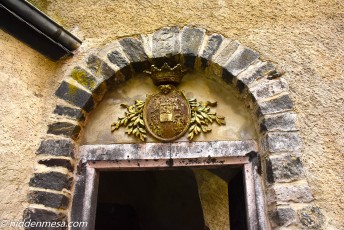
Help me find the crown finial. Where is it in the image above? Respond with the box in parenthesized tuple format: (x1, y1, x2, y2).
(144, 63, 187, 86)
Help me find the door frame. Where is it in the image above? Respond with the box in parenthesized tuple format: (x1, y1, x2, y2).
(70, 141, 267, 230)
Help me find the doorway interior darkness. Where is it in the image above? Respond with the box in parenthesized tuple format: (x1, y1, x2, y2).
(95, 166, 247, 230)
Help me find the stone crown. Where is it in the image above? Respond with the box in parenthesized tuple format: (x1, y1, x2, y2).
(144, 63, 187, 86)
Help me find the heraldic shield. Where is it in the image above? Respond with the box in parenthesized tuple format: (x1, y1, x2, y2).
(143, 85, 191, 142)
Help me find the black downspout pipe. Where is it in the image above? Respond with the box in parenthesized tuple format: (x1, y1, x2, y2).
(0, 0, 81, 60)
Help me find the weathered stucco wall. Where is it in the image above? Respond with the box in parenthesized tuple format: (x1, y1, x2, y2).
(0, 0, 343, 228)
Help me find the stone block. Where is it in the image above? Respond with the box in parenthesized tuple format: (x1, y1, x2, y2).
(200, 34, 223, 68)
(212, 38, 240, 67)
(268, 184, 313, 203)
(47, 122, 81, 140)
(119, 37, 148, 62)
(119, 37, 150, 72)
(260, 113, 298, 132)
(38, 158, 74, 172)
(257, 94, 294, 115)
(181, 26, 205, 68)
(55, 81, 94, 112)
(224, 46, 260, 76)
(139, 34, 153, 58)
(236, 61, 276, 92)
(86, 54, 115, 80)
(266, 155, 305, 183)
(263, 132, 301, 153)
(105, 49, 133, 82)
(36, 139, 74, 158)
(28, 191, 70, 209)
(107, 49, 130, 69)
(152, 26, 180, 58)
(269, 206, 297, 227)
(53, 105, 85, 121)
(29, 172, 73, 191)
(23, 208, 67, 230)
(250, 78, 288, 100)
(70, 66, 101, 92)
(299, 206, 324, 229)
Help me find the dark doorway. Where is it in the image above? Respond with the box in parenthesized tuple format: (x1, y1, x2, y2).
(95, 167, 247, 230)
(228, 169, 248, 230)
(95, 169, 205, 230)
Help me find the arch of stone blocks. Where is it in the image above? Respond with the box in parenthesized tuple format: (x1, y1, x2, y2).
(24, 26, 324, 229)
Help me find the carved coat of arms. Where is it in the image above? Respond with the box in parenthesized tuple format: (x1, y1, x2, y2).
(144, 84, 191, 141)
(111, 63, 225, 142)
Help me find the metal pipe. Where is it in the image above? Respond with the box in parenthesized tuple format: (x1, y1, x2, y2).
(0, 0, 81, 51)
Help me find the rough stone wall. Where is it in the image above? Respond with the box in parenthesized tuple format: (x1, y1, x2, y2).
(0, 0, 343, 228)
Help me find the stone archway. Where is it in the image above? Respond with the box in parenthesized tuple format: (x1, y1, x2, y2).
(24, 26, 323, 229)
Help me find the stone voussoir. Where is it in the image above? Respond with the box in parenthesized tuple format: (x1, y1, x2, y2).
(200, 33, 224, 66)
(98, 44, 133, 83)
(29, 172, 73, 191)
(28, 190, 70, 209)
(268, 184, 314, 204)
(47, 122, 81, 140)
(139, 33, 154, 58)
(263, 132, 301, 153)
(249, 77, 289, 100)
(210, 38, 241, 84)
(152, 26, 180, 58)
(55, 80, 95, 112)
(269, 205, 297, 227)
(236, 61, 276, 93)
(119, 37, 150, 72)
(85, 54, 116, 80)
(104, 47, 131, 70)
(23, 208, 67, 230)
(181, 26, 206, 68)
(36, 139, 75, 158)
(266, 154, 305, 183)
(256, 93, 294, 116)
(211, 38, 240, 67)
(260, 112, 298, 133)
(119, 37, 149, 63)
(69, 66, 107, 103)
(223, 45, 260, 77)
(70, 66, 103, 92)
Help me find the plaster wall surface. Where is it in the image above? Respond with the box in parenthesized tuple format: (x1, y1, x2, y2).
(0, 0, 343, 228)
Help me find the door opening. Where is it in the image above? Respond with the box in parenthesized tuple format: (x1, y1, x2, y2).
(95, 166, 247, 230)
